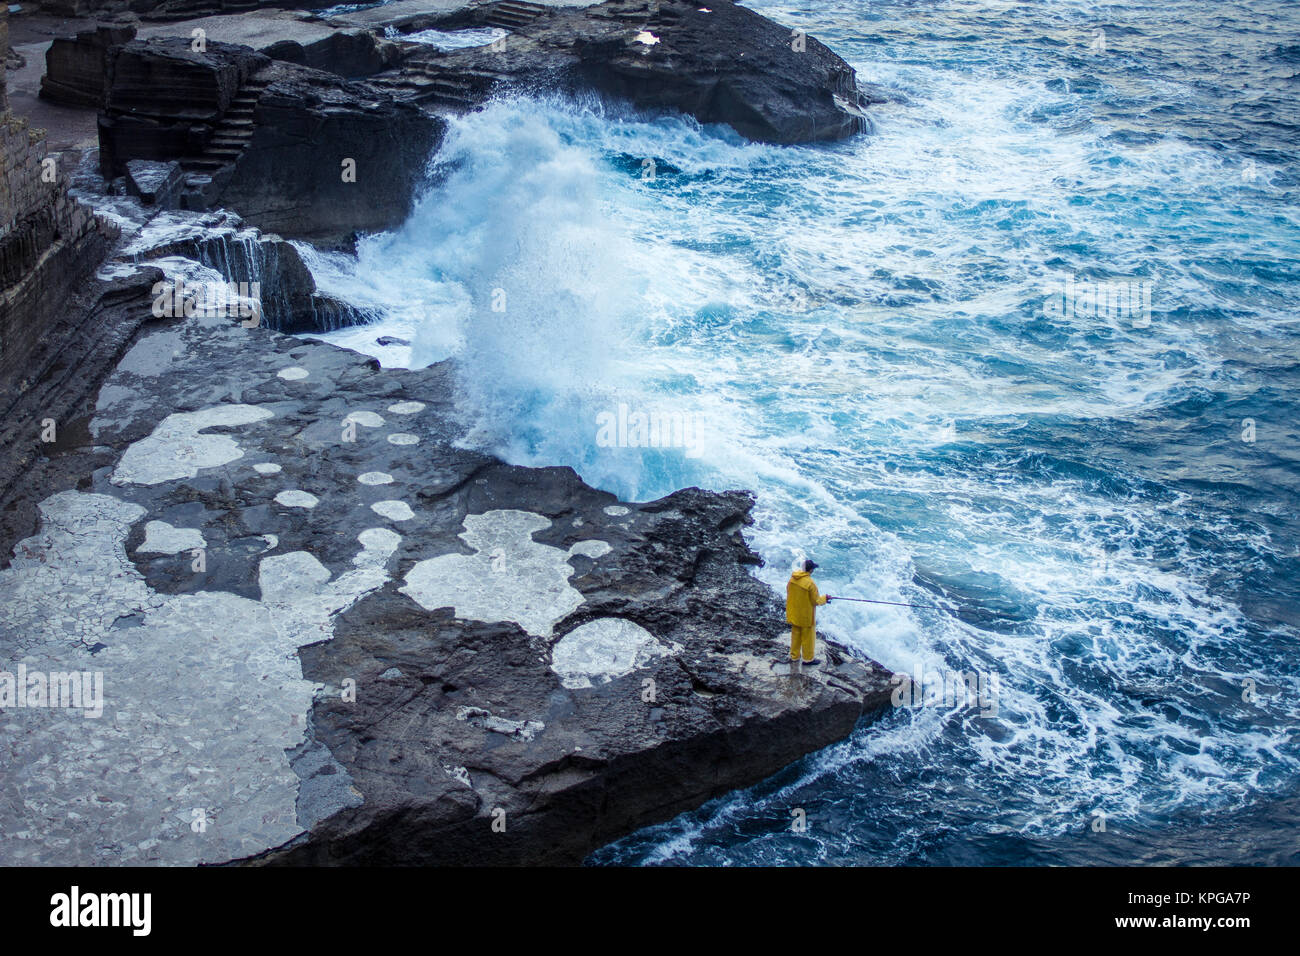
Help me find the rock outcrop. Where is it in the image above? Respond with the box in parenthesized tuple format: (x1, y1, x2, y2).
(262, 28, 402, 79)
(1, 6, 116, 385)
(0, 257, 895, 865)
(39, 23, 136, 109)
(0, 0, 894, 867)
(568, 0, 871, 144)
(126, 212, 374, 333)
(370, 0, 872, 144)
(217, 60, 443, 246)
(96, 38, 443, 247)
(97, 37, 268, 178)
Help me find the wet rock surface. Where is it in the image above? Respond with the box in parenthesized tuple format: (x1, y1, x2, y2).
(217, 60, 443, 246)
(0, 261, 894, 865)
(366, 0, 873, 143)
(93, 37, 442, 246)
(0, 0, 892, 866)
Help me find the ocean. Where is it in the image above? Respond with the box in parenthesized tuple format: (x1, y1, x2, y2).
(311, 0, 1300, 864)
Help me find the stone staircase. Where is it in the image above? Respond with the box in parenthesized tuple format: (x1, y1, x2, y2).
(181, 72, 270, 175)
(371, 63, 498, 110)
(647, 1, 685, 30)
(142, 0, 226, 23)
(481, 0, 550, 31)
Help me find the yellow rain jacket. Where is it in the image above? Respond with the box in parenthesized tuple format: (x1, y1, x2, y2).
(786, 570, 827, 627)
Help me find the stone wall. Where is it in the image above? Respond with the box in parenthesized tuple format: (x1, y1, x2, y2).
(41, 25, 137, 109)
(0, 6, 8, 112)
(0, 6, 115, 384)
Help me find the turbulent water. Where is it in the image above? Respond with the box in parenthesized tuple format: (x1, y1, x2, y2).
(313, 0, 1300, 864)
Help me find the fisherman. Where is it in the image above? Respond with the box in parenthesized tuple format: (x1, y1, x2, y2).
(786, 557, 832, 666)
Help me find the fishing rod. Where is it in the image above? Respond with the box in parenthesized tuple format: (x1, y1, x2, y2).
(829, 596, 949, 611)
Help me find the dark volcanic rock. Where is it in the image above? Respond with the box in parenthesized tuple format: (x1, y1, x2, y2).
(0, 268, 161, 565)
(0, 254, 895, 865)
(570, 0, 869, 144)
(128, 213, 374, 333)
(125, 158, 183, 207)
(98, 38, 268, 176)
(263, 29, 401, 79)
(218, 62, 443, 246)
(2, 6, 116, 392)
(95, 40, 443, 247)
(378, 0, 870, 144)
(270, 482, 893, 866)
(40, 24, 136, 109)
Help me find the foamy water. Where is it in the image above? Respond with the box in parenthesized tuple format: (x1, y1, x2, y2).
(314, 0, 1300, 864)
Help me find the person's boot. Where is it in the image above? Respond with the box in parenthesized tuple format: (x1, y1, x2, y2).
(802, 658, 821, 666)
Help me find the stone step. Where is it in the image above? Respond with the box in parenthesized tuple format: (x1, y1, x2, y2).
(182, 158, 229, 171)
(409, 73, 474, 90)
(483, 0, 549, 29)
(497, 0, 549, 12)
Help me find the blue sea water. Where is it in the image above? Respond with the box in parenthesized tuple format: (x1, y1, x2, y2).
(314, 0, 1300, 864)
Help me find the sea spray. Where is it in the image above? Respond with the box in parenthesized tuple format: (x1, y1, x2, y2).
(307, 0, 1300, 866)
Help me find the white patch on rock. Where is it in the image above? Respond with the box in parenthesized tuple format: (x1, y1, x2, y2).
(455, 706, 544, 742)
(443, 764, 471, 788)
(136, 520, 207, 555)
(357, 471, 393, 485)
(387, 433, 419, 446)
(371, 500, 414, 522)
(355, 528, 401, 568)
(257, 549, 390, 646)
(603, 505, 630, 517)
(343, 411, 384, 428)
(635, 30, 660, 45)
(253, 462, 282, 475)
(259, 550, 330, 601)
(568, 539, 612, 560)
(0, 490, 387, 865)
(277, 367, 309, 381)
(274, 490, 319, 509)
(551, 618, 674, 690)
(111, 404, 274, 485)
(387, 401, 426, 415)
(400, 510, 584, 637)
